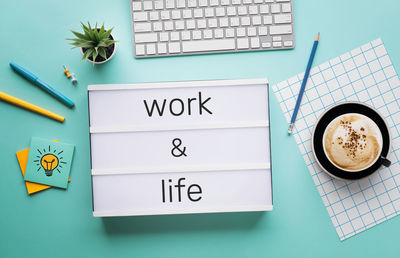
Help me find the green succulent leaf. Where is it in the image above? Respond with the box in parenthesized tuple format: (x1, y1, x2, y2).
(98, 47, 107, 59)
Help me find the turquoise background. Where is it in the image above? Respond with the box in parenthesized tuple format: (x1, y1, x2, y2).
(1, 0, 400, 257)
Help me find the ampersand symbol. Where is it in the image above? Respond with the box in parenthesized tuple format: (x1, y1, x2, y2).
(171, 138, 187, 157)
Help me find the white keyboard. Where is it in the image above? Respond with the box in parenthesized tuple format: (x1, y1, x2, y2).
(131, 0, 294, 58)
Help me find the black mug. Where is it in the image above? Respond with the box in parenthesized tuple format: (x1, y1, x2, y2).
(312, 102, 391, 180)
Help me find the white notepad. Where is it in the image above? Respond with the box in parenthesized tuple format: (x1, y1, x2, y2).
(272, 38, 400, 240)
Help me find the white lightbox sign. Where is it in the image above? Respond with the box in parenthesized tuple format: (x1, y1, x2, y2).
(88, 79, 273, 217)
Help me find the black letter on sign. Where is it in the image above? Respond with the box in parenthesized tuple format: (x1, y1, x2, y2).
(198, 92, 212, 115)
(175, 178, 186, 202)
(169, 98, 185, 116)
(144, 99, 166, 117)
(188, 184, 202, 202)
(161, 180, 165, 203)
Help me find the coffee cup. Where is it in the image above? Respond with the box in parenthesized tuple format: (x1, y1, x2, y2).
(312, 102, 391, 180)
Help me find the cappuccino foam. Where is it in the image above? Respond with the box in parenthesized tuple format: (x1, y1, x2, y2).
(323, 113, 382, 171)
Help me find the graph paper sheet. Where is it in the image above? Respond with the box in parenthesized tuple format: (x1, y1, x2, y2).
(272, 38, 400, 240)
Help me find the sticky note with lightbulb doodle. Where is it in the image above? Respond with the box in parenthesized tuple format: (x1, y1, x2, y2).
(16, 139, 71, 195)
(24, 137, 75, 189)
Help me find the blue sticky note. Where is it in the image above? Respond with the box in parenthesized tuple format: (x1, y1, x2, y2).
(24, 137, 75, 189)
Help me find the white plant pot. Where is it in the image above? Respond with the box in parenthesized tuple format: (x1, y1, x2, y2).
(80, 40, 117, 65)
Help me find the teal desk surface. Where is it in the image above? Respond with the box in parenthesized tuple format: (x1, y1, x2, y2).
(1, 0, 400, 257)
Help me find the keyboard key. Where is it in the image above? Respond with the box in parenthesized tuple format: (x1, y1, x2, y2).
(153, 22, 162, 32)
(249, 6, 258, 15)
(241, 17, 250, 26)
(177, 0, 186, 8)
(263, 15, 273, 24)
(183, 10, 192, 19)
(227, 7, 237, 16)
(194, 9, 203, 18)
(271, 4, 281, 13)
(164, 21, 174, 31)
(221, 0, 230, 5)
(182, 39, 235, 52)
(188, 0, 197, 8)
(258, 26, 268, 36)
(208, 18, 218, 28)
(154, 0, 164, 9)
(204, 29, 213, 39)
(181, 31, 191, 40)
(273, 36, 282, 41)
(262, 42, 272, 48)
(143, 1, 152, 10)
(157, 43, 167, 54)
(214, 29, 224, 38)
(134, 22, 152, 33)
(273, 41, 282, 47)
(230, 17, 240, 27)
(219, 18, 229, 27)
(149, 11, 159, 21)
(132, 1, 142, 11)
(192, 30, 202, 39)
(210, 0, 219, 6)
(199, 0, 208, 6)
(168, 42, 181, 53)
(274, 14, 292, 24)
(216, 7, 226, 17)
(175, 20, 185, 30)
(250, 37, 260, 48)
(166, 0, 175, 9)
(237, 38, 249, 49)
(247, 27, 256, 36)
(133, 12, 148, 22)
(146, 44, 156, 54)
(170, 32, 180, 41)
(238, 6, 247, 15)
(136, 44, 145, 55)
(159, 32, 169, 41)
(236, 28, 246, 37)
(284, 41, 293, 47)
(186, 20, 196, 29)
(226, 28, 235, 38)
(161, 11, 170, 20)
(252, 16, 262, 25)
(135, 33, 158, 43)
(282, 3, 291, 12)
(269, 25, 292, 35)
(259, 5, 269, 14)
(197, 19, 207, 29)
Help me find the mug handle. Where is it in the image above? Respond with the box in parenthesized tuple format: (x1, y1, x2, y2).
(380, 156, 391, 167)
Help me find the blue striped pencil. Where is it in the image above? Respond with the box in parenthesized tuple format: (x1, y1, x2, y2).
(288, 33, 320, 134)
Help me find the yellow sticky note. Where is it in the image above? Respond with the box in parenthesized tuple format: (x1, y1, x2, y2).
(17, 148, 51, 194)
(16, 139, 71, 195)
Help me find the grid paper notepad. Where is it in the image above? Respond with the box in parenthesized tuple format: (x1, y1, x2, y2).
(272, 38, 400, 240)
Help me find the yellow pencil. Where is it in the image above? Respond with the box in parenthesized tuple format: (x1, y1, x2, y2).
(0, 91, 65, 122)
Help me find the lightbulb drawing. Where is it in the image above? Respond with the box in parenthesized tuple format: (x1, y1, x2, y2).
(33, 145, 67, 176)
(41, 154, 59, 176)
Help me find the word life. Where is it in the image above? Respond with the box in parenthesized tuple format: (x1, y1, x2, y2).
(144, 91, 212, 117)
(161, 178, 202, 203)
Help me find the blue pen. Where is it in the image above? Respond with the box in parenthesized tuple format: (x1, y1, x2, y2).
(288, 33, 320, 134)
(9, 62, 74, 108)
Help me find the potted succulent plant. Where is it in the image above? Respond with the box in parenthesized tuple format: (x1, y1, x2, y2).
(67, 22, 118, 64)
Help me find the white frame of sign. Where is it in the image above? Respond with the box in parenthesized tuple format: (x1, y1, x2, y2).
(88, 78, 273, 217)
